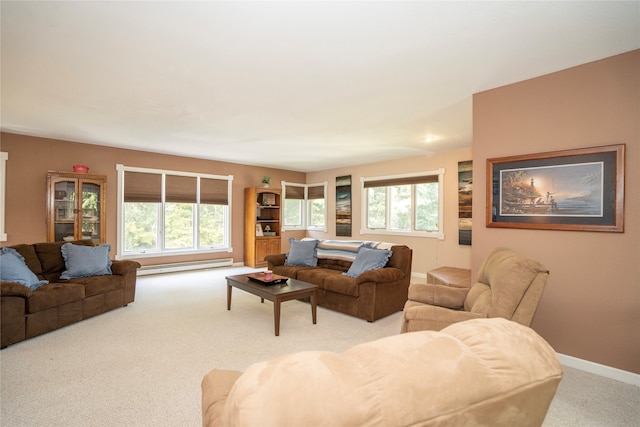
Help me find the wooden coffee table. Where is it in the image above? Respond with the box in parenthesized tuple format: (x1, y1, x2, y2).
(225, 274, 318, 336)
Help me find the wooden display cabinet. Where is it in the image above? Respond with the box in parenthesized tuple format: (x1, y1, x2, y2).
(46, 171, 107, 243)
(244, 187, 281, 268)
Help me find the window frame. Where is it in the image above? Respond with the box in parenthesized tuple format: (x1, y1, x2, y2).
(0, 152, 7, 241)
(281, 181, 328, 232)
(360, 169, 445, 239)
(116, 164, 233, 260)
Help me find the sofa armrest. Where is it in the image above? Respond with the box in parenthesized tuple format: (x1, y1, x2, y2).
(110, 260, 141, 276)
(265, 254, 286, 269)
(1, 281, 32, 298)
(357, 267, 404, 284)
(408, 283, 468, 309)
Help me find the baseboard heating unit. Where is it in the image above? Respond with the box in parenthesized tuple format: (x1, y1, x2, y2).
(137, 258, 234, 276)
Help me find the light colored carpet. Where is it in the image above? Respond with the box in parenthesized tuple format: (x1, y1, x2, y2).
(1, 267, 638, 426)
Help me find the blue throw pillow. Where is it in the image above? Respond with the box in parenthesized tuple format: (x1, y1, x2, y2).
(60, 243, 113, 280)
(343, 247, 392, 278)
(285, 239, 318, 267)
(0, 247, 48, 290)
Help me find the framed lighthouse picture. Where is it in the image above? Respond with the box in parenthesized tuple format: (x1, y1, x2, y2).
(486, 144, 624, 232)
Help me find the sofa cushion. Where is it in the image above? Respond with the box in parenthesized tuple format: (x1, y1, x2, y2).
(323, 274, 359, 297)
(8, 244, 43, 275)
(271, 265, 312, 279)
(344, 247, 392, 278)
(0, 247, 48, 290)
(68, 275, 123, 298)
(27, 282, 86, 313)
(60, 243, 113, 280)
(34, 240, 95, 280)
(285, 239, 318, 267)
(297, 268, 343, 289)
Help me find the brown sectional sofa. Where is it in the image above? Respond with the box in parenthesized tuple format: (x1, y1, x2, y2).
(266, 240, 412, 322)
(1, 240, 140, 348)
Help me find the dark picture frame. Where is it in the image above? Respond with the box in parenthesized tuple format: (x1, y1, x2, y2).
(486, 144, 625, 232)
(336, 175, 352, 237)
(458, 160, 473, 245)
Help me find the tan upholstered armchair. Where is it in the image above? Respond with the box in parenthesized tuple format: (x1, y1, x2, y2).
(401, 248, 549, 333)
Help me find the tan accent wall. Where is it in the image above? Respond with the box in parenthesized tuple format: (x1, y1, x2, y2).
(472, 49, 639, 373)
(0, 132, 305, 265)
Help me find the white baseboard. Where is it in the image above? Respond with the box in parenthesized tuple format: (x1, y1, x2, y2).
(557, 353, 640, 387)
(411, 272, 426, 283)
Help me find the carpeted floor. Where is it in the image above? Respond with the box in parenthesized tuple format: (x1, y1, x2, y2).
(1, 267, 638, 426)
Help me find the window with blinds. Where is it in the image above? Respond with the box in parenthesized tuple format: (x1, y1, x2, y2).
(361, 170, 444, 238)
(117, 165, 232, 257)
(282, 182, 327, 231)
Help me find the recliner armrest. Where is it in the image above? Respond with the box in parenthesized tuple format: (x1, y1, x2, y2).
(407, 283, 468, 309)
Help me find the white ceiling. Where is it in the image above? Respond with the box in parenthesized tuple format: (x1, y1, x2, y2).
(2, 1, 638, 172)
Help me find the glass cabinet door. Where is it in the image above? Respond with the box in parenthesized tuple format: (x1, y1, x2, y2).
(80, 181, 103, 242)
(52, 179, 78, 242)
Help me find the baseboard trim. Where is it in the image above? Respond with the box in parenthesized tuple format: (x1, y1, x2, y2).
(557, 353, 640, 386)
(411, 272, 426, 283)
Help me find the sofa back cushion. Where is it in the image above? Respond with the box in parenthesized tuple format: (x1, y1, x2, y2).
(34, 240, 96, 282)
(0, 247, 48, 290)
(8, 244, 43, 276)
(316, 258, 352, 272)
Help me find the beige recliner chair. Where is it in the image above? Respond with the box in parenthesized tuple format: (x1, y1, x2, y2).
(202, 318, 562, 427)
(401, 248, 549, 333)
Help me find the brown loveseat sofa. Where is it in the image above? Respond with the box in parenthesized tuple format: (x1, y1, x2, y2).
(202, 318, 563, 427)
(266, 239, 412, 322)
(1, 240, 140, 348)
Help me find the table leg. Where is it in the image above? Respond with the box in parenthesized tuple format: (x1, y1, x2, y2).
(311, 289, 317, 324)
(227, 283, 232, 310)
(274, 298, 281, 336)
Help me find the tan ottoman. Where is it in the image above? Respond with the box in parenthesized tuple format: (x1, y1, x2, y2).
(427, 266, 471, 288)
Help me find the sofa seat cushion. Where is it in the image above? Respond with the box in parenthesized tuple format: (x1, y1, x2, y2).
(297, 268, 344, 289)
(271, 265, 312, 280)
(323, 274, 359, 297)
(27, 282, 85, 313)
(68, 275, 123, 298)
